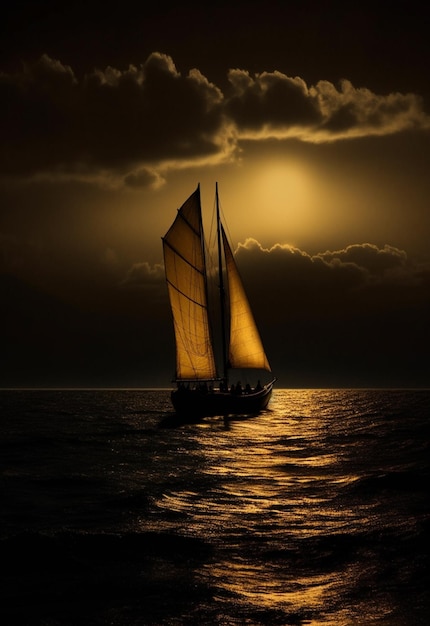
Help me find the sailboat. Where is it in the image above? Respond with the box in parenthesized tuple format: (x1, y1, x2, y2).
(162, 183, 275, 418)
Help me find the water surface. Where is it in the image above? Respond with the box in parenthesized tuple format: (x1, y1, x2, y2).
(1, 388, 428, 624)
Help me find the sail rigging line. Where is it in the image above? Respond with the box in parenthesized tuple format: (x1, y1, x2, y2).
(175, 207, 201, 237)
(162, 241, 206, 278)
(164, 279, 208, 309)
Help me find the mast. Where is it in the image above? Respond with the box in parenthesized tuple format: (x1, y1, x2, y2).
(216, 182, 228, 383)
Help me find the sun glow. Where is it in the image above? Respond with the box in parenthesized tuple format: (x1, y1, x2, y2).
(222, 152, 379, 253)
(259, 159, 312, 205)
(242, 159, 316, 244)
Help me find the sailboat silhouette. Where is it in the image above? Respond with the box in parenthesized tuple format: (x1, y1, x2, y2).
(162, 183, 275, 417)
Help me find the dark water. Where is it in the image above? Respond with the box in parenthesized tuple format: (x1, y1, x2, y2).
(1, 389, 429, 625)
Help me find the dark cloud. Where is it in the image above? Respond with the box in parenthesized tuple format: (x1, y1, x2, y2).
(314, 80, 429, 139)
(317, 243, 408, 276)
(235, 239, 427, 307)
(225, 70, 322, 131)
(1, 53, 429, 186)
(121, 261, 165, 288)
(123, 168, 164, 189)
(0, 53, 226, 180)
(232, 240, 430, 387)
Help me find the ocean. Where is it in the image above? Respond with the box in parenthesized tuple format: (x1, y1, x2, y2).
(1, 388, 429, 625)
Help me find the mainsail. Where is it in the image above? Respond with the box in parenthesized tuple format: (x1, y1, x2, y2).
(221, 226, 271, 373)
(162, 186, 216, 380)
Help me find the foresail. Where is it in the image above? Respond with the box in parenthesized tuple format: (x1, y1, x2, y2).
(162, 187, 217, 380)
(222, 227, 271, 372)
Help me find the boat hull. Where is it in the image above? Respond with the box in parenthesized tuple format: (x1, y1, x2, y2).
(171, 383, 274, 418)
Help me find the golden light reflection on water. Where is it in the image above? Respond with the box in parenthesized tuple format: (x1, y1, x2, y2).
(159, 389, 364, 527)
(207, 559, 337, 612)
(155, 390, 391, 624)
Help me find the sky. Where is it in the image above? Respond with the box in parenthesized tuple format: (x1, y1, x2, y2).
(1, 0, 430, 388)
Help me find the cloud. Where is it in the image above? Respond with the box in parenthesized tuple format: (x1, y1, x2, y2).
(226, 70, 321, 133)
(1, 53, 429, 184)
(121, 260, 165, 288)
(123, 168, 166, 189)
(0, 53, 227, 183)
(234, 239, 429, 318)
(311, 79, 429, 140)
(226, 71, 430, 141)
(316, 243, 408, 279)
(237, 238, 423, 284)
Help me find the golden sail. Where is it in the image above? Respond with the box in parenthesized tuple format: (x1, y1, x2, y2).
(221, 226, 271, 372)
(162, 183, 275, 418)
(162, 187, 216, 380)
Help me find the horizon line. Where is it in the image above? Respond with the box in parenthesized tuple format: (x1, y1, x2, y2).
(1, 386, 429, 392)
